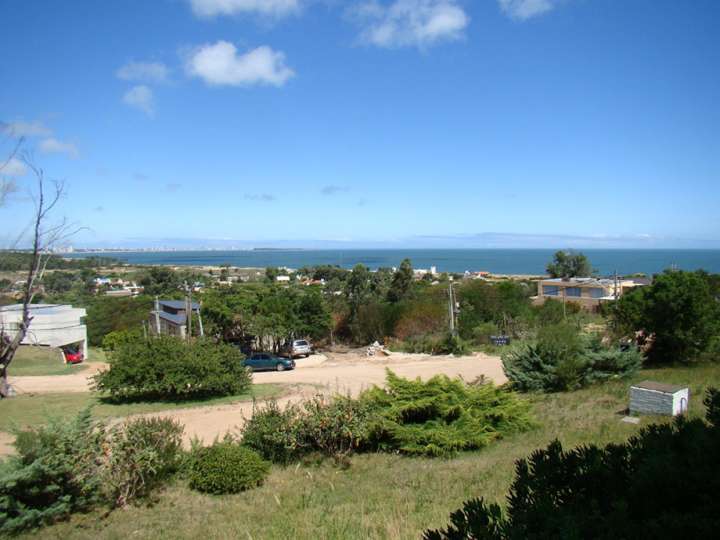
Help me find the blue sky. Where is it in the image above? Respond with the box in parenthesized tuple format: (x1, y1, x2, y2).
(1, 0, 719, 249)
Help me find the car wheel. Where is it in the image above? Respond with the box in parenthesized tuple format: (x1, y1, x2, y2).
(276, 363, 285, 372)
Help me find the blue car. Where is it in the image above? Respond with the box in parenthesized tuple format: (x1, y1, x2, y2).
(243, 353, 296, 372)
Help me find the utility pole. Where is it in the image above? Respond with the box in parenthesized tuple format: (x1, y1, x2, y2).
(154, 296, 161, 336)
(448, 282, 456, 336)
(185, 283, 192, 343)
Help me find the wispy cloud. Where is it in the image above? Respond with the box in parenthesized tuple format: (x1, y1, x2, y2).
(133, 172, 149, 181)
(1, 157, 28, 177)
(93, 205, 104, 212)
(189, 0, 302, 18)
(39, 137, 79, 158)
(244, 193, 276, 201)
(122, 85, 155, 116)
(353, 0, 469, 48)
(166, 183, 182, 192)
(1, 120, 52, 138)
(321, 185, 349, 195)
(116, 61, 170, 83)
(498, 0, 557, 20)
(185, 41, 295, 87)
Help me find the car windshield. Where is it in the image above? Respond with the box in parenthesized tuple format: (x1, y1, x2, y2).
(295, 341, 308, 346)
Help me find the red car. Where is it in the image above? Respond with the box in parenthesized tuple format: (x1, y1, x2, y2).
(62, 346, 84, 364)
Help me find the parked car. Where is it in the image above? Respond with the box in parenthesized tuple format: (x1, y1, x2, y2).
(62, 345, 83, 365)
(243, 353, 295, 372)
(282, 339, 312, 358)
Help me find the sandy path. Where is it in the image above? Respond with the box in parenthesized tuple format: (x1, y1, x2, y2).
(7, 362, 108, 395)
(1, 352, 506, 449)
(142, 352, 506, 445)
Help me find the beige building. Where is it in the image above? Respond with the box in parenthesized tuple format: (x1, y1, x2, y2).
(532, 277, 645, 311)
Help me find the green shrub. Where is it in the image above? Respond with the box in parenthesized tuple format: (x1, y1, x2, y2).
(471, 322, 499, 345)
(360, 371, 533, 457)
(94, 336, 251, 402)
(502, 325, 642, 392)
(101, 329, 143, 352)
(424, 388, 720, 539)
(103, 417, 183, 507)
(0, 410, 105, 535)
(241, 399, 301, 464)
(400, 333, 469, 356)
(187, 443, 269, 494)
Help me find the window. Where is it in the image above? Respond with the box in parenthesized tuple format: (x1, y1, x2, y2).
(543, 285, 559, 296)
(590, 287, 605, 298)
(565, 287, 581, 297)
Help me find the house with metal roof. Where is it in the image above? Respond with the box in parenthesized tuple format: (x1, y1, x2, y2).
(0, 303, 88, 359)
(532, 277, 646, 311)
(149, 299, 203, 338)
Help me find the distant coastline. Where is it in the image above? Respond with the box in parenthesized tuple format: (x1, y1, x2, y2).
(60, 248, 720, 276)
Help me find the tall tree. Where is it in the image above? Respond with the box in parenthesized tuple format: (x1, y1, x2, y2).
(387, 258, 414, 303)
(0, 158, 78, 396)
(546, 250, 592, 278)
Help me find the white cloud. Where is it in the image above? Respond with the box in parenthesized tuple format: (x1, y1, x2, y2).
(185, 41, 294, 87)
(1, 157, 27, 177)
(355, 0, 469, 48)
(498, 0, 556, 20)
(189, 0, 301, 18)
(1, 120, 52, 138)
(39, 137, 79, 158)
(122, 85, 155, 116)
(116, 61, 170, 83)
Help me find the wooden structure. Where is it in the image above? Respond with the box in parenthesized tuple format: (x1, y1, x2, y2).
(630, 380, 689, 416)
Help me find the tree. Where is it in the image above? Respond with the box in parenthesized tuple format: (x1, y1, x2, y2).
(546, 250, 592, 278)
(611, 270, 720, 363)
(138, 267, 181, 296)
(387, 258, 414, 303)
(0, 158, 79, 396)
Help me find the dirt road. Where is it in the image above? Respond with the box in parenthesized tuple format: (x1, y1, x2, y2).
(4, 352, 506, 447)
(142, 352, 506, 445)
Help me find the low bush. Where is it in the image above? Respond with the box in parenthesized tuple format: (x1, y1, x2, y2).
(103, 417, 183, 507)
(101, 329, 143, 352)
(187, 443, 269, 495)
(0, 410, 104, 535)
(360, 371, 533, 457)
(241, 396, 373, 464)
(424, 388, 720, 539)
(94, 336, 251, 402)
(400, 332, 469, 356)
(0, 411, 185, 535)
(502, 324, 642, 392)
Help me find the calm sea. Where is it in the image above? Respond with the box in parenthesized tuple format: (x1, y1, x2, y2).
(64, 249, 720, 276)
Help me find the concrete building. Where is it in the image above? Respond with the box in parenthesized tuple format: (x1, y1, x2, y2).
(149, 299, 202, 339)
(532, 277, 644, 311)
(0, 304, 88, 359)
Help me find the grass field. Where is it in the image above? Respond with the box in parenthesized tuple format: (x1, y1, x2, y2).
(19, 362, 720, 540)
(7, 346, 92, 376)
(0, 383, 283, 432)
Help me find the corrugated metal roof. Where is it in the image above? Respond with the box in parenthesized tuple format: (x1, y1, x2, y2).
(157, 311, 188, 326)
(632, 380, 687, 394)
(158, 300, 200, 310)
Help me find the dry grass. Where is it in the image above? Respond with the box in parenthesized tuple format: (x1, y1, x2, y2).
(21, 362, 720, 540)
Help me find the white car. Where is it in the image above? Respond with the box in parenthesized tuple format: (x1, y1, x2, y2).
(286, 339, 312, 358)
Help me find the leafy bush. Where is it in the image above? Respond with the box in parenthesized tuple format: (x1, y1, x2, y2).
(400, 332, 469, 356)
(470, 322, 499, 345)
(94, 336, 251, 402)
(187, 443, 269, 494)
(242, 396, 373, 463)
(101, 329, 143, 352)
(424, 388, 720, 539)
(360, 371, 533, 457)
(502, 325, 642, 392)
(241, 399, 301, 464)
(103, 417, 183, 507)
(0, 410, 104, 535)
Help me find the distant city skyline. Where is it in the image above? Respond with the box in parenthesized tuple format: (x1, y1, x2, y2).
(2, 1, 719, 249)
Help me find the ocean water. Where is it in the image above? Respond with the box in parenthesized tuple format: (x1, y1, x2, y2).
(64, 249, 720, 276)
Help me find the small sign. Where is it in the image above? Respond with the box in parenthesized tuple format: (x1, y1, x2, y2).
(490, 335, 511, 346)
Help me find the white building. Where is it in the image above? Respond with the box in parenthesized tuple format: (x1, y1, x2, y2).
(0, 304, 88, 359)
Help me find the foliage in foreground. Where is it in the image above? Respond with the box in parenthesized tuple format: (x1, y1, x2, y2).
(242, 371, 532, 461)
(361, 371, 533, 456)
(502, 324, 642, 392)
(0, 411, 182, 535)
(187, 443, 269, 495)
(424, 388, 720, 540)
(93, 336, 251, 402)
